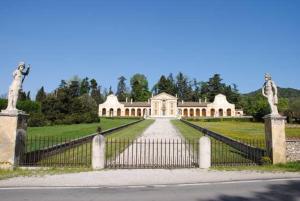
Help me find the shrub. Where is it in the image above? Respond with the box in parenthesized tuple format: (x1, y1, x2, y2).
(185, 117, 253, 122)
(0, 99, 7, 110)
(28, 113, 48, 127)
(260, 156, 272, 165)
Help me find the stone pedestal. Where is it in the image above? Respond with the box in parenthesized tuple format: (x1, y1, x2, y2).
(0, 112, 28, 169)
(263, 114, 287, 164)
(92, 135, 106, 170)
(199, 136, 211, 169)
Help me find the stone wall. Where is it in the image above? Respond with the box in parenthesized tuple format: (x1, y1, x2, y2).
(286, 140, 300, 162)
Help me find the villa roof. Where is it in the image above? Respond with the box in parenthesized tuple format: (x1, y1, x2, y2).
(121, 102, 151, 107)
(178, 102, 209, 107)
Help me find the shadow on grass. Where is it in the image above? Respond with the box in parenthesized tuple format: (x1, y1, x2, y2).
(200, 180, 300, 201)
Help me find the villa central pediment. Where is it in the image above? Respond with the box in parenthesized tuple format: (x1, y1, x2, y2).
(151, 92, 177, 100)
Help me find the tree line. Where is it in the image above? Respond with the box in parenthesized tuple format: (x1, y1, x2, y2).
(0, 72, 299, 126)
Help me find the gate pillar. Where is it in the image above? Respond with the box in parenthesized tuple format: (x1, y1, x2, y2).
(92, 135, 106, 169)
(0, 112, 28, 169)
(199, 136, 211, 169)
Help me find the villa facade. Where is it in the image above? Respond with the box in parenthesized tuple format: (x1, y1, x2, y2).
(98, 92, 243, 118)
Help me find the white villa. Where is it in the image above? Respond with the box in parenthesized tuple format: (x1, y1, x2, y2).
(98, 92, 244, 118)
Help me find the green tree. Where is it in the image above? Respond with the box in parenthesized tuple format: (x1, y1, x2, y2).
(176, 72, 193, 101)
(68, 80, 80, 98)
(90, 79, 103, 104)
(155, 75, 176, 95)
(18, 90, 27, 101)
(80, 77, 90, 95)
(36, 87, 46, 102)
(116, 76, 127, 101)
(108, 86, 114, 95)
(130, 74, 151, 101)
(204, 74, 226, 102)
(192, 79, 201, 101)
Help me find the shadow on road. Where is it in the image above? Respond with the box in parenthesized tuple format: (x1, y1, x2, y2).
(201, 180, 300, 201)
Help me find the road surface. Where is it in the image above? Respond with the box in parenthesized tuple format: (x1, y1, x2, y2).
(0, 178, 299, 201)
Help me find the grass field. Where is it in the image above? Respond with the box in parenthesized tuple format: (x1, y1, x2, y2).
(188, 121, 300, 140)
(28, 118, 138, 138)
(38, 119, 154, 166)
(172, 120, 262, 166)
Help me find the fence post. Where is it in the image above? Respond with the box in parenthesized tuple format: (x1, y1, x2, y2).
(199, 136, 211, 169)
(92, 135, 105, 170)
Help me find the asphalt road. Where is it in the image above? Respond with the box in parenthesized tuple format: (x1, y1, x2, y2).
(0, 179, 299, 201)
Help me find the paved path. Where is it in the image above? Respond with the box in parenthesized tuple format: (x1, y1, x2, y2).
(0, 169, 299, 187)
(110, 119, 196, 168)
(140, 118, 182, 138)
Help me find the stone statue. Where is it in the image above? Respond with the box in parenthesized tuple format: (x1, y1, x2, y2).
(2, 62, 30, 114)
(262, 73, 279, 116)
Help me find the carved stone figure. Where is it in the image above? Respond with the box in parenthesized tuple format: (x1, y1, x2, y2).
(2, 62, 30, 114)
(262, 73, 279, 116)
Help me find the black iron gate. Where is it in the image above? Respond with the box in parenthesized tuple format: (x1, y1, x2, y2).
(105, 138, 199, 169)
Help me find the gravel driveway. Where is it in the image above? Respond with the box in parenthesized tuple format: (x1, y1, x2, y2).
(110, 119, 197, 168)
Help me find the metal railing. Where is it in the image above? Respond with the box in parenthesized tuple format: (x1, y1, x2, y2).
(18, 119, 144, 167)
(105, 138, 199, 169)
(180, 119, 267, 166)
(211, 138, 266, 166)
(18, 136, 92, 167)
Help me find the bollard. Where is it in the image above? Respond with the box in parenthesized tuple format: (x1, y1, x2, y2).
(199, 136, 211, 169)
(92, 135, 105, 170)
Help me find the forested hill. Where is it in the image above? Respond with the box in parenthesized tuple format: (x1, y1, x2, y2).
(244, 87, 300, 99)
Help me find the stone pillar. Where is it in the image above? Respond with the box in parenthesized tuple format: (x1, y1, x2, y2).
(263, 115, 287, 164)
(199, 136, 211, 169)
(0, 113, 28, 169)
(92, 135, 106, 170)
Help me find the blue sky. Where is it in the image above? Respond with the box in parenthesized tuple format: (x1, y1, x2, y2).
(0, 0, 299, 98)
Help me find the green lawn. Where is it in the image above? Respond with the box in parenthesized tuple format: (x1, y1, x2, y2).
(37, 119, 154, 167)
(188, 121, 300, 140)
(28, 118, 138, 138)
(213, 161, 300, 172)
(0, 167, 92, 180)
(172, 120, 261, 166)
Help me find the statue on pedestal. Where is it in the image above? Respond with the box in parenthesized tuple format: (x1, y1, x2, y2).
(262, 73, 279, 116)
(2, 62, 30, 114)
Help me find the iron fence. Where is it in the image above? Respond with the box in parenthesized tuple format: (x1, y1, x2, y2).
(105, 138, 199, 169)
(211, 138, 266, 166)
(18, 136, 92, 167)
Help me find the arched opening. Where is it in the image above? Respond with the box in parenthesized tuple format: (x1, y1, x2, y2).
(149, 109, 151, 116)
(196, 109, 200, 117)
(102, 108, 106, 116)
(190, 109, 194, 117)
(227, 109, 232, 117)
(109, 108, 114, 117)
(183, 109, 188, 117)
(219, 109, 223, 117)
(202, 109, 206, 117)
(125, 109, 130, 116)
(131, 108, 136, 116)
(137, 108, 142, 117)
(117, 108, 121, 116)
(210, 109, 215, 117)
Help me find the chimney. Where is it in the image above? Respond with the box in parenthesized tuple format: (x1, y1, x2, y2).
(176, 94, 178, 98)
(152, 93, 154, 98)
(148, 99, 150, 104)
(199, 99, 201, 103)
(131, 98, 133, 104)
(182, 100, 184, 104)
(126, 97, 128, 102)
(204, 98, 207, 103)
